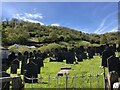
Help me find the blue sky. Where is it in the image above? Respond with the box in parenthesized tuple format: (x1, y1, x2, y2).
(2, 2, 118, 34)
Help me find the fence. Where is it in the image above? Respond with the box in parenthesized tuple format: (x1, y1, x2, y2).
(24, 73, 104, 89)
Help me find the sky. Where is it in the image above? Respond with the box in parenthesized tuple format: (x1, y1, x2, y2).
(2, 2, 118, 34)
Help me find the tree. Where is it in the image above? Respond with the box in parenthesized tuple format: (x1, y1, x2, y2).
(100, 35, 107, 45)
(49, 32, 58, 42)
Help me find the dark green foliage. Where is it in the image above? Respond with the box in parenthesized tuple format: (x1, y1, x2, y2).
(100, 34, 108, 45)
(1, 18, 118, 46)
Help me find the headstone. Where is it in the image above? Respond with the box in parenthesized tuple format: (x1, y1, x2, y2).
(12, 77, 24, 90)
(11, 58, 19, 74)
(76, 48, 83, 62)
(35, 58, 42, 74)
(107, 55, 120, 77)
(33, 50, 37, 57)
(17, 52, 23, 61)
(113, 44, 116, 52)
(107, 71, 119, 90)
(101, 46, 115, 67)
(82, 52, 87, 59)
(1, 71, 10, 90)
(21, 51, 29, 74)
(61, 47, 68, 61)
(55, 49, 63, 62)
(23, 51, 29, 63)
(8, 51, 16, 62)
(29, 52, 34, 59)
(87, 47, 93, 59)
(50, 57, 57, 62)
(24, 61, 38, 83)
(66, 48, 75, 64)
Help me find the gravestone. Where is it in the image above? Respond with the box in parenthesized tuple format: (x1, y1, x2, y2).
(113, 44, 116, 52)
(82, 52, 87, 59)
(87, 47, 93, 59)
(12, 77, 24, 89)
(107, 54, 120, 77)
(21, 51, 29, 74)
(50, 57, 57, 62)
(29, 52, 34, 59)
(24, 61, 38, 83)
(55, 49, 63, 62)
(35, 57, 42, 74)
(101, 46, 115, 67)
(76, 48, 83, 62)
(23, 51, 29, 63)
(66, 49, 75, 64)
(1, 71, 10, 90)
(17, 52, 23, 61)
(8, 51, 16, 62)
(61, 47, 68, 61)
(11, 57, 19, 74)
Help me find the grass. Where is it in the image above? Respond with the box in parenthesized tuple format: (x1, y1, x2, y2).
(6, 55, 107, 89)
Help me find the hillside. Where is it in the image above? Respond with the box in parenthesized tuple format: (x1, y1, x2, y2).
(1, 18, 119, 50)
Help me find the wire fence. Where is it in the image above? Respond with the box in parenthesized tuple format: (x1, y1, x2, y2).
(23, 73, 104, 89)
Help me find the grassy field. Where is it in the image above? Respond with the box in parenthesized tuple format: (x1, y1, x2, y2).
(6, 55, 107, 89)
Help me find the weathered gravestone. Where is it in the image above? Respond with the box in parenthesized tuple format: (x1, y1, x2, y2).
(17, 52, 23, 61)
(76, 48, 83, 62)
(21, 51, 28, 74)
(35, 58, 42, 74)
(50, 57, 57, 62)
(66, 48, 75, 64)
(101, 46, 115, 67)
(36, 50, 44, 67)
(55, 49, 63, 62)
(99, 45, 106, 56)
(24, 61, 38, 83)
(113, 44, 116, 52)
(61, 47, 67, 61)
(107, 71, 119, 90)
(8, 51, 16, 63)
(12, 76, 24, 90)
(33, 50, 37, 57)
(29, 52, 34, 59)
(107, 54, 120, 77)
(0, 71, 10, 90)
(11, 58, 19, 74)
(82, 52, 87, 59)
(87, 47, 93, 59)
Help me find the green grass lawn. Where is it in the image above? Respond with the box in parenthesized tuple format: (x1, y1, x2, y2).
(6, 55, 106, 88)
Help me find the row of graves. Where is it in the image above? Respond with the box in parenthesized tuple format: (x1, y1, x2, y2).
(2, 50, 47, 84)
(50, 46, 95, 64)
(50, 44, 120, 64)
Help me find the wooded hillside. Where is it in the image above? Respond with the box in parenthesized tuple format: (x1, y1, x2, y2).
(1, 18, 119, 47)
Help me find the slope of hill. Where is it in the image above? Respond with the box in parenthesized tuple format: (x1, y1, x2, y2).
(1, 18, 119, 50)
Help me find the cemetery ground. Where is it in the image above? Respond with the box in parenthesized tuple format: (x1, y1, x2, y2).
(6, 55, 107, 88)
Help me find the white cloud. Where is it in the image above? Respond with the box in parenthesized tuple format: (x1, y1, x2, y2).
(94, 11, 117, 34)
(24, 13, 43, 19)
(51, 23, 60, 26)
(12, 13, 44, 25)
(110, 27, 118, 32)
(95, 21, 116, 34)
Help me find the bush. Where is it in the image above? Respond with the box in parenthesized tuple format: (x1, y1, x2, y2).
(38, 43, 61, 53)
(8, 45, 31, 53)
